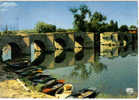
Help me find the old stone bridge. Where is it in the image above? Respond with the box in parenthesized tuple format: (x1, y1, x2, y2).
(0, 32, 94, 55)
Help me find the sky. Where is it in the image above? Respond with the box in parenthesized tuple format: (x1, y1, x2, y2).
(0, 1, 138, 30)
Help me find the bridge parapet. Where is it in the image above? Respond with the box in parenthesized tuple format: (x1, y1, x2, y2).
(0, 32, 95, 56)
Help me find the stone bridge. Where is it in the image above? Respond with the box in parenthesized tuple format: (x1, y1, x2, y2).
(0, 32, 94, 56)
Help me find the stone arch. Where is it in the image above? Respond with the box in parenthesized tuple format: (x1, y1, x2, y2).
(33, 40, 46, 52)
(31, 52, 46, 66)
(75, 36, 84, 47)
(55, 38, 66, 49)
(1, 42, 21, 60)
(9, 42, 21, 58)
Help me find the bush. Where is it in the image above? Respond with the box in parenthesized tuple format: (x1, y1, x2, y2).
(35, 22, 56, 33)
(56, 28, 67, 32)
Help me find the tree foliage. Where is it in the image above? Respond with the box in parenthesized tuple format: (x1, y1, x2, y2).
(70, 5, 91, 32)
(56, 28, 67, 32)
(119, 25, 128, 32)
(129, 25, 137, 30)
(35, 22, 56, 33)
(70, 5, 119, 33)
(88, 11, 107, 32)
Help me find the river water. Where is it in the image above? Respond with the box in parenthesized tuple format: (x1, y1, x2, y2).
(0, 43, 138, 96)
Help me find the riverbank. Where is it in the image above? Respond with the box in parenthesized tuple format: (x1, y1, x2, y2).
(0, 63, 55, 98)
(0, 63, 137, 98)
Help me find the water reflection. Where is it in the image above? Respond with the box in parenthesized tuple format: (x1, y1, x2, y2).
(71, 63, 92, 80)
(55, 51, 66, 63)
(1, 43, 137, 69)
(92, 61, 107, 74)
(0, 42, 138, 96)
(75, 49, 84, 61)
(100, 45, 119, 59)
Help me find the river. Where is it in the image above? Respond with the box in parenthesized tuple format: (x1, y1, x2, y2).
(0, 43, 138, 97)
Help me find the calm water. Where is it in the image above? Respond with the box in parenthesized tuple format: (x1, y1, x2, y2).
(1, 43, 138, 96)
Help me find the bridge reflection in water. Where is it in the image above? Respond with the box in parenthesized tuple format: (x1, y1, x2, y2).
(1, 42, 137, 68)
(30, 49, 95, 69)
(0, 41, 137, 96)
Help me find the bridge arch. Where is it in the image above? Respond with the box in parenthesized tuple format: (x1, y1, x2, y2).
(32, 40, 46, 52)
(75, 36, 84, 47)
(55, 38, 66, 50)
(8, 42, 21, 58)
(1, 42, 21, 61)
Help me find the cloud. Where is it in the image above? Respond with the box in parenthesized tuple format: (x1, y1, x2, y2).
(0, 2, 18, 12)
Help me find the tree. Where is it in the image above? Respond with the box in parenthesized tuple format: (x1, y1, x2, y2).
(88, 11, 107, 33)
(106, 20, 118, 32)
(56, 28, 67, 32)
(114, 21, 118, 32)
(35, 21, 56, 33)
(129, 25, 137, 30)
(70, 5, 91, 32)
(119, 25, 128, 32)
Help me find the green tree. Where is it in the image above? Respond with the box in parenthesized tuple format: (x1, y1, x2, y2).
(35, 21, 56, 33)
(114, 21, 118, 32)
(56, 28, 66, 32)
(119, 25, 128, 32)
(106, 20, 118, 32)
(70, 5, 120, 33)
(70, 5, 91, 32)
(88, 11, 107, 33)
(66, 28, 75, 32)
(129, 25, 137, 30)
(98, 22, 108, 33)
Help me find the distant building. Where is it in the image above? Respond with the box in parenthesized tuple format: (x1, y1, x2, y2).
(100, 32, 119, 46)
(128, 27, 137, 34)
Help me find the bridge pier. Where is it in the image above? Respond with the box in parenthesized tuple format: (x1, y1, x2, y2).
(54, 33, 74, 51)
(0, 32, 95, 58)
(74, 32, 94, 48)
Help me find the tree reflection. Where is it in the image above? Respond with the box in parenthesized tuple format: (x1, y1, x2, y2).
(118, 44, 137, 58)
(71, 63, 92, 80)
(91, 61, 107, 74)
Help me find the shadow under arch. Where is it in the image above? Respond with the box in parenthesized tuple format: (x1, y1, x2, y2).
(1, 42, 22, 62)
(75, 49, 84, 61)
(31, 52, 46, 66)
(8, 42, 21, 58)
(55, 51, 66, 63)
(33, 40, 46, 52)
(75, 36, 84, 47)
(55, 38, 66, 49)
